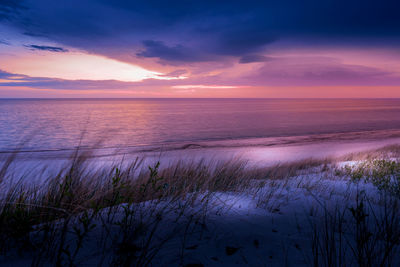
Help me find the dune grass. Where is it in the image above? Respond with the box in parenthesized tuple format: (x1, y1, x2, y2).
(1, 145, 400, 265)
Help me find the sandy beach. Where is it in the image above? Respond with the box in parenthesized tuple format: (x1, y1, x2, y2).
(3, 129, 400, 167)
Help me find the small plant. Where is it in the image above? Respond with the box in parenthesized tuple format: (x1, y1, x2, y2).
(347, 160, 400, 197)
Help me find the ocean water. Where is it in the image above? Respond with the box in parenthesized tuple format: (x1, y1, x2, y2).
(1, 98, 400, 152)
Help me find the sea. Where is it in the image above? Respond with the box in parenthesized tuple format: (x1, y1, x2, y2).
(1, 98, 400, 153)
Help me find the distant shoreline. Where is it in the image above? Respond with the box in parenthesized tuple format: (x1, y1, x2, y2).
(2, 130, 400, 175)
(2, 128, 400, 154)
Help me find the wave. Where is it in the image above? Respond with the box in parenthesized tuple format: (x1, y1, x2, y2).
(2, 129, 400, 160)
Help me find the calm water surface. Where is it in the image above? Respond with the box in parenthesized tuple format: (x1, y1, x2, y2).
(1, 98, 400, 151)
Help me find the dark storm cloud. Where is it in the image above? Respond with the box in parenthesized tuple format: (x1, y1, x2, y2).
(136, 40, 209, 63)
(215, 29, 276, 56)
(25, 44, 69, 52)
(2, 0, 400, 65)
(239, 55, 273, 64)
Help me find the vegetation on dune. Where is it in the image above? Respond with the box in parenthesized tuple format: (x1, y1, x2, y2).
(0, 145, 400, 265)
(344, 159, 400, 196)
(0, 149, 280, 266)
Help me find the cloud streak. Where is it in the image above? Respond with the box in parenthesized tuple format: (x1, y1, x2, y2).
(0, 39, 10, 45)
(25, 44, 69, 52)
(2, 52, 400, 92)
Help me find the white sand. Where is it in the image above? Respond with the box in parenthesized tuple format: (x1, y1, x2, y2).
(1, 134, 400, 184)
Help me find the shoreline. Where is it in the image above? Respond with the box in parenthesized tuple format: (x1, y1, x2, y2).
(2, 128, 400, 164)
(1, 130, 400, 183)
(3, 128, 400, 154)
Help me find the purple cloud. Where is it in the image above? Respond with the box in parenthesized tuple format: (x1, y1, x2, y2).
(239, 58, 400, 86)
(239, 54, 273, 64)
(25, 44, 69, 52)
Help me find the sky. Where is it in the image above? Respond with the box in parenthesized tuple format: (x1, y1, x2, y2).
(1, 0, 400, 98)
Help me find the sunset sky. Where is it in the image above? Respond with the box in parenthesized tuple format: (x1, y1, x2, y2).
(1, 0, 400, 98)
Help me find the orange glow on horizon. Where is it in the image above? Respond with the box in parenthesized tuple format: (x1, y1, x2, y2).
(1, 50, 177, 82)
(2, 85, 400, 98)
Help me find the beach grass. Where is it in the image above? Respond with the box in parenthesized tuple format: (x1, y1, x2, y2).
(1, 146, 400, 265)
